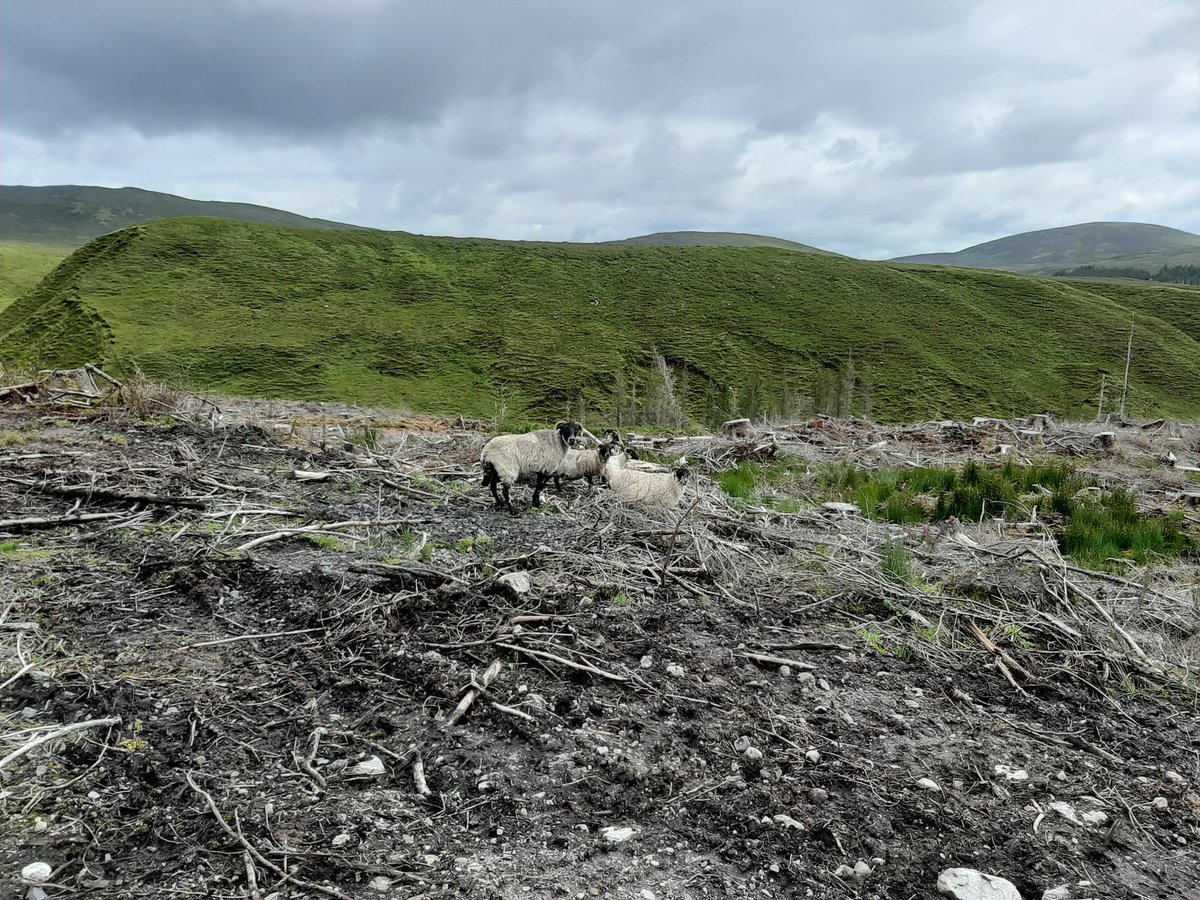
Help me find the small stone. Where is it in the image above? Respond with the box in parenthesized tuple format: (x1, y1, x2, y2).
(853, 860, 872, 879)
(772, 814, 804, 831)
(818, 678, 832, 691)
(32, 818, 48, 833)
(21, 862, 53, 883)
(733, 735, 753, 753)
(1164, 770, 1184, 784)
(1080, 810, 1108, 827)
(345, 755, 386, 778)
(936, 867, 1023, 900)
(600, 825, 636, 844)
(86, 791, 100, 801)
(833, 865, 855, 878)
(1048, 801, 1083, 826)
(1042, 887, 1071, 900)
(666, 664, 685, 678)
(994, 765, 1028, 782)
(331, 833, 353, 847)
(641, 890, 656, 900)
(809, 788, 828, 804)
(495, 571, 532, 597)
(1152, 796, 1168, 810)
(871, 857, 886, 867)
(917, 777, 941, 792)
(369, 875, 392, 891)
(779, 665, 792, 677)
(797, 672, 816, 688)
(806, 749, 820, 764)
(639, 655, 653, 669)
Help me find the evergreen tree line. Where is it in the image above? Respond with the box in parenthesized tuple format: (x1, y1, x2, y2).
(1054, 264, 1200, 285)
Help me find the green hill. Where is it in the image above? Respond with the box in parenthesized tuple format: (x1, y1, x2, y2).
(3, 217, 1200, 423)
(610, 231, 838, 255)
(891, 222, 1200, 274)
(0, 241, 73, 313)
(0, 184, 367, 246)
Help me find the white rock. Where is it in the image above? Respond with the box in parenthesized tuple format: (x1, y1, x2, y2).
(853, 860, 872, 879)
(331, 833, 353, 847)
(779, 665, 792, 677)
(600, 825, 636, 844)
(1041, 887, 1071, 900)
(639, 655, 653, 669)
(1080, 810, 1108, 827)
(1152, 796, 1168, 810)
(733, 735, 753, 752)
(806, 749, 821, 764)
(26, 889, 48, 900)
(369, 875, 392, 891)
(20, 862, 53, 883)
(1048, 801, 1084, 826)
(936, 868, 1023, 900)
(772, 814, 805, 831)
(345, 755, 386, 777)
(871, 857, 886, 867)
(918, 777, 941, 792)
(994, 765, 1028, 782)
(1165, 770, 1185, 784)
(641, 890, 656, 900)
(32, 819, 48, 833)
(833, 865, 855, 878)
(496, 571, 532, 596)
(666, 664, 685, 678)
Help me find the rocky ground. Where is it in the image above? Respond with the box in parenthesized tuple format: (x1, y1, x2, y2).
(1, 397, 1198, 900)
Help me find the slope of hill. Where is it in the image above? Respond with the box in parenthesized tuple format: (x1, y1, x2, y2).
(3, 218, 1200, 422)
(0, 241, 73, 313)
(0, 184, 367, 246)
(891, 222, 1200, 274)
(611, 231, 837, 255)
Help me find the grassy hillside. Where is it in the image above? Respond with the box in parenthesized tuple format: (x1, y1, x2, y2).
(3, 217, 1200, 423)
(0, 184, 367, 246)
(892, 222, 1200, 274)
(0, 241, 73, 313)
(610, 231, 838, 255)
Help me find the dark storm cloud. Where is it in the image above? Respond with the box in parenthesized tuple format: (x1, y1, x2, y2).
(2, 0, 1198, 257)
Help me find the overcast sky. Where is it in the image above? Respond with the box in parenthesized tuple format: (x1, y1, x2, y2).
(2, 0, 1197, 258)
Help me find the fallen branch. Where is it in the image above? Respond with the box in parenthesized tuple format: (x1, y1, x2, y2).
(495, 642, 630, 682)
(185, 627, 325, 649)
(234, 518, 415, 552)
(0, 511, 126, 532)
(445, 660, 504, 726)
(736, 651, 816, 672)
(0, 717, 122, 771)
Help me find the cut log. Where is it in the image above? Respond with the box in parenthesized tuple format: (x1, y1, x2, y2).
(721, 418, 752, 439)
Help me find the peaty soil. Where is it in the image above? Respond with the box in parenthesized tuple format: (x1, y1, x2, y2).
(0, 405, 1198, 900)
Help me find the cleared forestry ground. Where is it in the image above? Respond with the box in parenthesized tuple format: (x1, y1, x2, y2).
(0, 396, 1197, 899)
(3, 218, 1200, 424)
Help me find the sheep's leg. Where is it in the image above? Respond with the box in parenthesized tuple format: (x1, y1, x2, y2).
(489, 477, 503, 507)
(531, 473, 549, 507)
(501, 482, 514, 514)
(554, 475, 564, 492)
(585, 475, 594, 486)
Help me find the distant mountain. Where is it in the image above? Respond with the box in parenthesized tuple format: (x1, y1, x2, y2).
(891, 222, 1200, 274)
(611, 231, 839, 255)
(0, 184, 368, 245)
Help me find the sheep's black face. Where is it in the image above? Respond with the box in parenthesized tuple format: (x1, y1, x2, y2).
(597, 443, 615, 463)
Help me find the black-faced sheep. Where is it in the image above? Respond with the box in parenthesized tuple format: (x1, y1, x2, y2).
(598, 443, 690, 510)
(553, 430, 625, 490)
(481, 422, 582, 513)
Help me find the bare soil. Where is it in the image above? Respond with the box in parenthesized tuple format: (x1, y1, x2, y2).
(1, 403, 1198, 900)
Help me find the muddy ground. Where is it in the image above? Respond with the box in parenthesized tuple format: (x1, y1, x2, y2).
(1, 402, 1198, 900)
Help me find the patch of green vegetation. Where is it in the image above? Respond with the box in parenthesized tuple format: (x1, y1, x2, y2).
(303, 534, 345, 550)
(612, 593, 633, 607)
(0, 241, 73, 313)
(0, 541, 20, 553)
(6, 218, 1200, 422)
(1061, 488, 1190, 570)
(881, 541, 915, 585)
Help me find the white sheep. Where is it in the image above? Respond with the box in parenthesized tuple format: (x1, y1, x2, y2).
(481, 422, 582, 513)
(598, 444, 691, 510)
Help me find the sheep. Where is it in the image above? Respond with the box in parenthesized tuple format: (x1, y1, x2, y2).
(481, 421, 582, 513)
(598, 443, 690, 510)
(553, 429, 626, 490)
